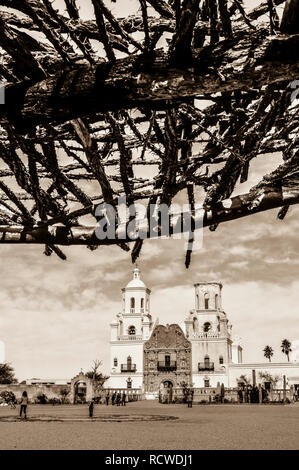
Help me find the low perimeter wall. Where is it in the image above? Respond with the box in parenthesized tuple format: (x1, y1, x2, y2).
(0, 384, 70, 403)
(0, 384, 295, 404)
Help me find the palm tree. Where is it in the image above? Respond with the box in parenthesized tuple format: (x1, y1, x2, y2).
(263, 346, 274, 362)
(281, 339, 292, 362)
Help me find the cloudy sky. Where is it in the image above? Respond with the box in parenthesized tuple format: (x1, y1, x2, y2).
(1, 0, 298, 381)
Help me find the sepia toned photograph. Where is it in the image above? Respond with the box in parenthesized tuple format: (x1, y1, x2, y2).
(0, 0, 298, 457)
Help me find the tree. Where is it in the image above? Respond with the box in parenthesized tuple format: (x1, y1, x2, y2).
(180, 380, 193, 403)
(238, 374, 250, 386)
(0, 363, 17, 384)
(263, 345, 274, 362)
(0, 1, 298, 267)
(86, 359, 109, 396)
(59, 388, 70, 404)
(281, 339, 292, 362)
(0, 390, 16, 404)
(36, 393, 47, 404)
(258, 371, 279, 388)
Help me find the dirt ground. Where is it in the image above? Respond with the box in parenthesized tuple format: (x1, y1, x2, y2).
(0, 401, 298, 450)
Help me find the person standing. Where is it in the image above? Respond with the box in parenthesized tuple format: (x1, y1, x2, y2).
(187, 390, 193, 408)
(105, 391, 110, 406)
(121, 392, 126, 406)
(89, 398, 94, 418)
(116, 392, 121, 406)
(112, 392, 116, 405)
(20, 391, 28, 419)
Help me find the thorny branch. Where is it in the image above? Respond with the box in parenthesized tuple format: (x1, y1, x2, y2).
(0, 0, 298, 266)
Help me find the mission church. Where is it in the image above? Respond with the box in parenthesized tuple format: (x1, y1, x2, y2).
(106, 268, 299, 398)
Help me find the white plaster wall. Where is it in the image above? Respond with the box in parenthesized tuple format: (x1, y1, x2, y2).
(191, 339, 230, 369)
(232, 344, 243, 364)
(192, 373, 229, 388)
(110, 341, 144, 374)
(227, 363, 299, 388)
(192, 311, 220, 332)
(106, 373, 143, 389)
(121, 315, 144, 336)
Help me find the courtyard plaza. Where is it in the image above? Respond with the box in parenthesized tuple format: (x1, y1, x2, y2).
(0, 401, 298, 450)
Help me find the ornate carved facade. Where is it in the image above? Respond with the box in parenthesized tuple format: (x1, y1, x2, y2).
(143, 324, 192, 395)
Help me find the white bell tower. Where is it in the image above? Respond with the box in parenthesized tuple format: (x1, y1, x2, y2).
(184, 281, 241, 388)
(107, 267, 153, 390)
(123, 267, 151, 319)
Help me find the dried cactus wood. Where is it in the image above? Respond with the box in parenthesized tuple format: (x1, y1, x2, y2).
(0, 0, 298, 267)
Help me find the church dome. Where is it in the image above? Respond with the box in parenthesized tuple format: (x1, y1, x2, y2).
(126, 267, 146, 289)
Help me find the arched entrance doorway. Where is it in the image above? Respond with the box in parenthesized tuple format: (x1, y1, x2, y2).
(74, 380, 87, 403)
(70, 373, 93, 404)
(159, 380, 173, 404)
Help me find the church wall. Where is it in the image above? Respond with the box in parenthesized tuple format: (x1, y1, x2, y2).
(227, 363, 299, 388)
(232, 344, 243, 364)
(110, 341, 143, 374)
(191, 339, 231, 370)
(121, 315, 143, 336)
(106, 373, 143, 389)
(191, 311, 220, 329)
(192, 373, 229, 388)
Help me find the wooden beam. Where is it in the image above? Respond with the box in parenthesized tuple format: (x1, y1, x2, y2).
(3, 31, 299, 133)
(0, 187, 298, 245)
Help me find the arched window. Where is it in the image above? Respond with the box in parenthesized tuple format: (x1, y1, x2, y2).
(204, 293, 209, 309)
(127, 378, 132, 389)
(127, 356, 132, 369)
(141, 298, 144, 311)
(130, 297, 135, 309)
(215, 294, 219, 309)
(128, 325, 136, 336)
(219, 355, 223, 365)
(196, 294, 199, 309)
(204, 355, 210, 368)
(204, 379, 210, 387)
(193, 317, 198, 333)
(114, 358, 118, 367)
(203, 322, 211, 333)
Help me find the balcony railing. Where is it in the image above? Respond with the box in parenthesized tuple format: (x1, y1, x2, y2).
(117, 335, 143, 341)
(198, 362, 215, 371)
(121, 364, 136, 373)
(157, 361, 177, 371)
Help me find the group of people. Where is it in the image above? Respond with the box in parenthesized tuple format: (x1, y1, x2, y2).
(88, 391, 127, 417)
(16, 390, 129, 421)
(105, 391, 126, 406)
